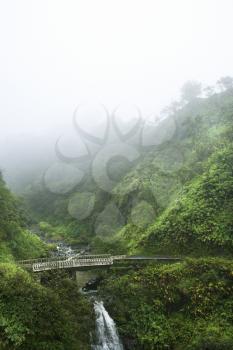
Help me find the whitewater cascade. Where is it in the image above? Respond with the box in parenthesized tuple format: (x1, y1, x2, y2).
(92, 300, 124, 350)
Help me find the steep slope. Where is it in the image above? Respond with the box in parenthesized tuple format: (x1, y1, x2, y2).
(0, 173, 94, 349)
(0, 172, 47, 261)
(23, 88, 233, 257)
(112, 91, 233, 256)
(143, 144, 233, 255)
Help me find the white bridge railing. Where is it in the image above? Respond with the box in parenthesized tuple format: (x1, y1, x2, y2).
(32, 256, 115, 272)
(17, 255, 127, 272)
(17, 254, 180, 272)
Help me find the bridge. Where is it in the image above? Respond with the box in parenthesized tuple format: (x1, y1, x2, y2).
(17, 254, 181, 272)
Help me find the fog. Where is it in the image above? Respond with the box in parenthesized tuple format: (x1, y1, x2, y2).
(0, 0, 233, 189)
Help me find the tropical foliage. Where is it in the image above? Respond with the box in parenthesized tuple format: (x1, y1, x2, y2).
(100, 258, 233, 350)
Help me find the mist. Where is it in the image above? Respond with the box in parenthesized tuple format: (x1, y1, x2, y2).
(1, 0, 233, 189)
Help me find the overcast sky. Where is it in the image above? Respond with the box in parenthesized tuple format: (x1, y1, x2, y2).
(0, 0, 233, 169)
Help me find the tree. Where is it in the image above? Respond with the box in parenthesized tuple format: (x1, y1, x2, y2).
(203, 85, 215, 98)
(161, 100, 183, 117)
(217, 76, 233, 91)
(181, 81, 202, 103)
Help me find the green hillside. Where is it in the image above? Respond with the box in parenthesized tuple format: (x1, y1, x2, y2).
(0, 173, 48, 261)
(1, 79, 233, 350)
(0, 174, 94, 349)
(95, 85, 233, 349)
(110, 90, 233, 256)
(24, 87, 233, 258)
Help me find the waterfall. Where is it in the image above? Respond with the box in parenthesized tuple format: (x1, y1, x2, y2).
(92, 301, 124, 350)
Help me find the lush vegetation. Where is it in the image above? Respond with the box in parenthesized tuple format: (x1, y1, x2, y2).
(0, 173, 48, 261)
(144, 144, 233, 255)
(96, 82, 233, 349)
(0, 174, 94, 349)
(1, 78, 233, 349)
(112, 86, 233, 257)
(23, 82, 233, 257)
(100, 258, 233, 350)
(0, 265, 93, 350)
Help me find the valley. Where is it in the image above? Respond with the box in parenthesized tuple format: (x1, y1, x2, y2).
(0, 82, 233, 349)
